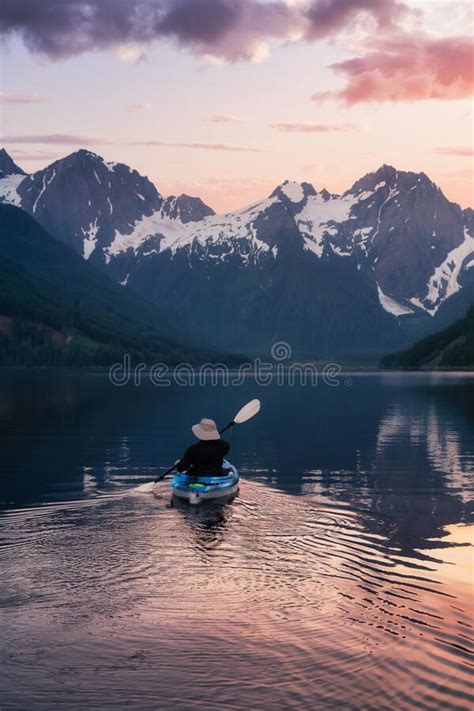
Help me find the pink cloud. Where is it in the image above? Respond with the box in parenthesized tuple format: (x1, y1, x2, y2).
(435, 146, 474, 157)
(313, 35, 474, 104)
(128, 103, 151, 111)
(2, 133, 263, 152)
(10, 148, 59, 161)
(2, 133, 109, 144)
(209, 114, 242, 123)
(271, 122, 356, 133)
(0, 92, 45, 103)
(132, 139, 263, 152)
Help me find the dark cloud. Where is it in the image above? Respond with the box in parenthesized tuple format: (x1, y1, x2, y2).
(305, 0, 407, 39)
(0, 0, 407, 61)
(0, 0, 157, 57)
(0, 0, 290, 60)
(159, 0, 240, 44)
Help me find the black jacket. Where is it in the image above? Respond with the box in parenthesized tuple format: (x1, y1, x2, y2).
(177, 439, 230, 476)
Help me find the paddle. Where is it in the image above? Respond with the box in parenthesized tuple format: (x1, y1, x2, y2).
(153, 398, 261, 484)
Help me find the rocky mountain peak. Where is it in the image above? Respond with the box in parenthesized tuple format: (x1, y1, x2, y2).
(161, 194, 215, 223)
(13, 149, 164, 257)
(374, 163, 397, 182)
(1, 149, 472, 335)
(0, 149, 27, 178)
(67, 148, 99, 160)
(348, 164, 435, 199)
(53, 149, 146, 183)
(270, 180, 317, 205)
(319, 188, 336, 201)
(348, 164, 398, 196)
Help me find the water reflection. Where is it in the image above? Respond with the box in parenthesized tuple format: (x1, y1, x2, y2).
(0, 372, 473, 558)
(1, 480, 472, 710)
(172, 497, 235, 551)
(0, 370, 473, 709)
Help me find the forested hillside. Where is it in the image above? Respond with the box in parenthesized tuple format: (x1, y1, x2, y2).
(0, 205, 213, 366)
(381, 307, 474, 369)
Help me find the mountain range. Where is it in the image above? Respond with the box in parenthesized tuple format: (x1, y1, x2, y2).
(1, 147, 473, 358)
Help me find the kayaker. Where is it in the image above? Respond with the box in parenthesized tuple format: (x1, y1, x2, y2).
(176, 418, 230, 477)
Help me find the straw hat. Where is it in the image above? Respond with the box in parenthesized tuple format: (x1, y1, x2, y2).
(192, 418, 220, 441)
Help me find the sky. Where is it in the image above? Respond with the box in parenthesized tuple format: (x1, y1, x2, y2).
(0, 0, 473, 213)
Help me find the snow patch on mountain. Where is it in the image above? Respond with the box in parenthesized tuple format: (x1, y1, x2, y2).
(355, 191, 375, 202)
(377, 286, 413, 317)
(296, 192, 355, 255)
(32, 170, 56, 214)
(107, 212, 187, 257)
(165, 198, 278, 257)
(421, 228, 474, 313)
(370, 187, 400, 242)
(303, 237, 322, 257)
(353, 227, 373, 242)
(0, 174, 25, 206)
(280, 181, 305, 203)
(82, 219, 99, 260)
(331, 242, 352, 257)
(410, 296, 435, 316)
(108, 195, 279, 260)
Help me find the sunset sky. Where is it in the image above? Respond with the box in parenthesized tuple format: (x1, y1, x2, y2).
(1, 0, 473, 212)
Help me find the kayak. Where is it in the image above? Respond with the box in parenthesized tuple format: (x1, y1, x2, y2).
(171, 460, 239, 505)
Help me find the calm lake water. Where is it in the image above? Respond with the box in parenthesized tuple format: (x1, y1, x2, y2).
(0, 372, 473, 710)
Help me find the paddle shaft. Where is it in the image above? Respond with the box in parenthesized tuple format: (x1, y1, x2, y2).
(154, 420, 235, 483)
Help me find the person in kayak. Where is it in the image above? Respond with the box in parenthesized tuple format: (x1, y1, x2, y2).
(176, 418, 230, 477)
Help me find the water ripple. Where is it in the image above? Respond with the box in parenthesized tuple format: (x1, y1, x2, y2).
(0, 479, 472, 710)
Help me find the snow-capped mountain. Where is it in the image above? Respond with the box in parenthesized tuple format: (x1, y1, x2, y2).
(343, 166, 473, 316)
(1, 149, 473, 356)
(0, 148, 27, 206)
(102, 164, 473, 322)
(0, 149, 214, 260)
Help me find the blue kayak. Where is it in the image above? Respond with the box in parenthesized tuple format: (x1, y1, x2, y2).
(171, 460, 239, 505)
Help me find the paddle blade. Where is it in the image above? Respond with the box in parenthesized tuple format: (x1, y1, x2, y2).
(234, 398, 261, 424)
